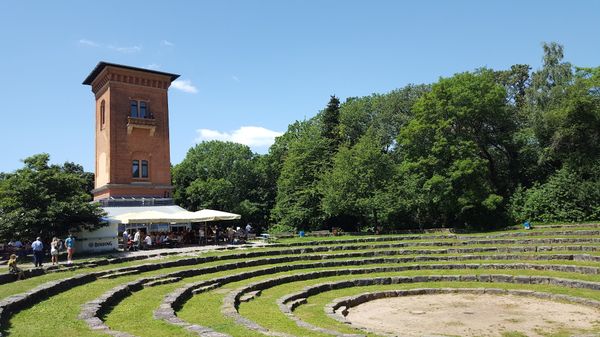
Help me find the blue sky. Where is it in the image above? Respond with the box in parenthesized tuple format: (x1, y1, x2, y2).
(1, 0, 599, 173)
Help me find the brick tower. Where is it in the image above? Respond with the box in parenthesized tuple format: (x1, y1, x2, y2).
(83, 62, 180, 202)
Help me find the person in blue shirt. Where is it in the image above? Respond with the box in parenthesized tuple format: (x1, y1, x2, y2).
(65, 234, 75, 264)
(31, 237, 44, 267)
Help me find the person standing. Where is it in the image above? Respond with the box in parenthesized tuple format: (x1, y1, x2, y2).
(133, 230, 141, 251)
(122, 230, 129, 244)
(198, 227, 206, 245)
(65, 234, 75, 264)
(31, 237, 44, 267)
(245, 223, 252, 234)
(50, 237, 60, 265)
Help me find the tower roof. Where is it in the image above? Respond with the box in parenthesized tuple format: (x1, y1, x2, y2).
(82, 61, 180, 85)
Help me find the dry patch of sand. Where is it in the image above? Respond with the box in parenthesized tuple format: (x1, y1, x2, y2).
(345, 293, 600, 337)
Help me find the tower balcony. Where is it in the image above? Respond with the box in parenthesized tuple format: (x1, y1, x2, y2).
(127, 116, 157, 136)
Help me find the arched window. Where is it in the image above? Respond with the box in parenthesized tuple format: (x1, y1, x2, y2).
(100, 100, 106, 127)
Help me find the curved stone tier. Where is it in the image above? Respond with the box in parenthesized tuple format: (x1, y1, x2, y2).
(3, 225, 600, 337)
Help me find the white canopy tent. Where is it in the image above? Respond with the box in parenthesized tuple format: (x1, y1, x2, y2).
(193, 209, 241, 221)
(111, 210, 195, 224)
(79, 206, 241, 253)
(105, 205, 241, 224)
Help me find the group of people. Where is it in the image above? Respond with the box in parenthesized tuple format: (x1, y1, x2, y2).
(122, 229, 195, 251)
(7, 234, 76, 280)
(6, 239, 27, 258)
(199, 223, 253, 245)
(122, 223, 255, 249)
(31, 235, 75, 267)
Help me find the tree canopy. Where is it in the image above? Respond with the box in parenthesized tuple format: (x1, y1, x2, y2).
(171, 141, 271, 226)
(0, 154, 105, 240)
(6, 43, 596, 238)
(171, 44, 598, 232)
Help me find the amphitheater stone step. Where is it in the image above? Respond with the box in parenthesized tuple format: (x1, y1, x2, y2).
(192, 282, 220, 294)
(239, 290, 262, 303)
(99, 269, 139, 279)
(287, 297, 306, 311)
(144, 277, 182, 287)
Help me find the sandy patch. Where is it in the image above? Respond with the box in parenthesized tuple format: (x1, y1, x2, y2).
(345, 293, 600, 337)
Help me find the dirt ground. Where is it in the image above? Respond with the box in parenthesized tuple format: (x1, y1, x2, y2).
(345, 293, 600, 337)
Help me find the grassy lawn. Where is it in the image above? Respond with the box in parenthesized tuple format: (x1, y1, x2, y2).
(4, 223, 600, 337)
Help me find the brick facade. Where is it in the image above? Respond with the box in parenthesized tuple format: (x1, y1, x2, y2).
(83, 62, 180, 201)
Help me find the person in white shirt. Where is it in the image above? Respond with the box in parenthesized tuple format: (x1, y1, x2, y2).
(198, 228, 206, 245)
(133, 230, 141, 250)
(144, 234, 152, 249)
(50, 237, 60, 265)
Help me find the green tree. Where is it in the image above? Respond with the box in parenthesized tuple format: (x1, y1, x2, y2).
(522, 44, 599, 176)
(339, 85, 429, 149)
(509, 44, 600, 224)
(543, 76, 600, 170)
(172, 141, 266, 224)
(509, 165, 600, 223)
(271, 123, 328, 231)
(271, 85, 428, 232)
(397, 70, 515, 227)
(528, 42, 573, 110)
(320, 95, 341, 151)
(495, 64, 531, 110)
(321, 130, 394, 230)
(525, 42, 574, 167)
(267, 120, 312, 180)
(0, 154, 105, 240)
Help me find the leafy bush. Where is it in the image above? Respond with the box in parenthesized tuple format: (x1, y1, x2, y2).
(509, 166, 600, 223)
(268, 223, 296, 235)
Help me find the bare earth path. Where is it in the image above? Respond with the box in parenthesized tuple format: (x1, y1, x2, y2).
(345, 293, 600, 337)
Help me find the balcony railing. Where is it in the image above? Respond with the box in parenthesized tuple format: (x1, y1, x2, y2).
(127, 116, 157, 136)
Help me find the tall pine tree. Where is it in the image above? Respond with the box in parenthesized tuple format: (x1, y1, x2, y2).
(321, 95, 341, 152)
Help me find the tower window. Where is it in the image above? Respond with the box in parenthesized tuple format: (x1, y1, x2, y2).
(130, 101, 138, 118)
(100, 100, 106, 128)
(129, 100, 150, 118)
(132, 160, 140, 178)
(132, 159, 149, 178)
(141, 160, 149, 178)
(139, 101, 147, 118)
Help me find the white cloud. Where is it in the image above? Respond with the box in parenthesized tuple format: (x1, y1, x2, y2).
(171, 79, 198, 94)
(196, 126, 283, 148)
(231, 75, 240, 82)
(79, 39, 100, 47)
(161, 40, 174, 46)
(109, 45, 142, 53)
(146, 63, 161, 70)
